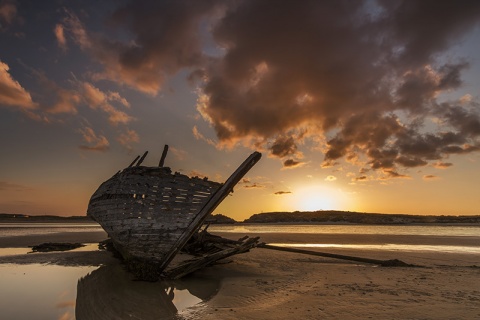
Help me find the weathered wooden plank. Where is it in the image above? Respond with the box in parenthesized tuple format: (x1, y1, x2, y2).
(159, 144, 169, 167)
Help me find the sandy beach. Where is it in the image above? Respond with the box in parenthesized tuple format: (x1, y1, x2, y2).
(1, 229, 479, 319)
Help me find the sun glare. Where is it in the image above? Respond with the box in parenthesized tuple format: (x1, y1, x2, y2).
(292, 185, 345, 211)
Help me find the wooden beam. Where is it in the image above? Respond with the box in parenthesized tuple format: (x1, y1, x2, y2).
(159, 145, 169, 167)
(128, 155, 140, 168)
(257, 243, 413, 267)
(136, 151, 149, 167)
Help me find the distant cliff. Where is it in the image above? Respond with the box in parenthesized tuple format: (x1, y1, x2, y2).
(243, 211, 480, 224)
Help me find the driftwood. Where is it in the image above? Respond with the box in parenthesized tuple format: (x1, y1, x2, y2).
(257, 243, 414, 267)
(30, 242, 85, 252)
(164, 234, 260, 279)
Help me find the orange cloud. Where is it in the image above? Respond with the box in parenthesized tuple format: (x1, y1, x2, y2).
(0, 1, 17, 30)
(0, 60, 37, 110)
(54, 24, 67, 51)
(81, 82, 133, 125)
(79, 127, 109, 151)
(117, 129, 139, 150)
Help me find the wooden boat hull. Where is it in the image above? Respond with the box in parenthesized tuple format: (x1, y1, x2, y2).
(87, 167, 221, 264)
(87, 151, 262, 277)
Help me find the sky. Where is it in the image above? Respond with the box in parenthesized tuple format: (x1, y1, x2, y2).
(1, 0, 480, 220)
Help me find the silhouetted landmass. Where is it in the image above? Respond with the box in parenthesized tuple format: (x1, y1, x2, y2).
(2, 211, 479, 224)
(0, 213, 93, 222)
(207, 214, 236, 224)
(244, 211, 480, 224)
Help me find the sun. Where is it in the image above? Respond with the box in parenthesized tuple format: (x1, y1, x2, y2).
(292, 185, 343, 211)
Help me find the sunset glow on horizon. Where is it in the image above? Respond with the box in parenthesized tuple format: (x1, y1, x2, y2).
(1, 1, 480, 220)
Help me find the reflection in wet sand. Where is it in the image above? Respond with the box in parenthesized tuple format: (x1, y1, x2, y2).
(76, 263, 220, 319)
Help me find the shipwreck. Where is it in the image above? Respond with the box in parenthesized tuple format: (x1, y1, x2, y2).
(87, 145, 262, 280)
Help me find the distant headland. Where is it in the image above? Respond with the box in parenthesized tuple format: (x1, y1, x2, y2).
(1, 211, 479, 224)
(243, 211, 480, 224)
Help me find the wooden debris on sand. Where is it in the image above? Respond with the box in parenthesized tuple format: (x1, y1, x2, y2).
(30, 242, 85, 253)
(257, 243, 416, 267)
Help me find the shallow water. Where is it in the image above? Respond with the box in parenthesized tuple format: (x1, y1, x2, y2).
(0, 243, 100, 257)
(0, 262, 219, 320)
(0, 264, 96, 320)
(0, 223, 103, 238)
(209, 224, 480, 237)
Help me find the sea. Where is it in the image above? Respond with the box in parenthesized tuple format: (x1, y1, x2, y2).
(0, 222, 479, 319)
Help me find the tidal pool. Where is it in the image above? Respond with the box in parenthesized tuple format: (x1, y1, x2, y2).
(0, 260, 220, 319)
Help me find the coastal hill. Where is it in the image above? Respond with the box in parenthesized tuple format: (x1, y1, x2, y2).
(1, 211, 479, 224)
(243, 211, 480, 224)
(0, 213, 92, 222)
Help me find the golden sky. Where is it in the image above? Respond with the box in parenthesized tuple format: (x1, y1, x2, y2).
(1, 1, 479, 220)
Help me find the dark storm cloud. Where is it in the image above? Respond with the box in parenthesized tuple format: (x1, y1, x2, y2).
(0, 0, 18, 32)
(62, 0, 223, 95)
(274, 191, 292, 195)
(60, 0, 480, 174)
(195, 0, 480, 174)
(270, 136, 299, 158)
(283, 159, 304, 169)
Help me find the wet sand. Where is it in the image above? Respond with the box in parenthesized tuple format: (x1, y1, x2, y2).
(1, 230, 479, 319)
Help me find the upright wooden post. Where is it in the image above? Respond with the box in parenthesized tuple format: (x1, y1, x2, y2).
(136, 151, 149, 166)
(159, 145, 169, 167)
(128, 155, 141, 168)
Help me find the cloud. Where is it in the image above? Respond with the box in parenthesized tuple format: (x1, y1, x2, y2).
(79, 126, 109, 151)
(81, 82, 133, 125)
(0, 0, 17, 31)
(189, 170, 209, 179)
(54, 1, 480, 175)
(193, 1, 480, 175)
(0, 60, 37, 110)
(282, 159, 304, 169)
(54, 24, 67, 51)
(352, 175, 368, 182)
(117, 128, 139, 150)
(274, 191, 291, 195)
(242, 183, 265, 189)
(0, 181, 31, 191)
(21, 66, 79, 115)
(325, 175, 337, 182)
(192, 125, 216, 146)
(169, 146, 187, 161)
(60, 2, 223, 95)
(423, 174, 439, 180)
(433, 161, 453, 169)
(239, 177, 266, 189)
(382, 169, 411, 179)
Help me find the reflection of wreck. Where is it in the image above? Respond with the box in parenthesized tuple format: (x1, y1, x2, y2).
(76, 263, 220, 319)
(87, 146, 261, 280)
